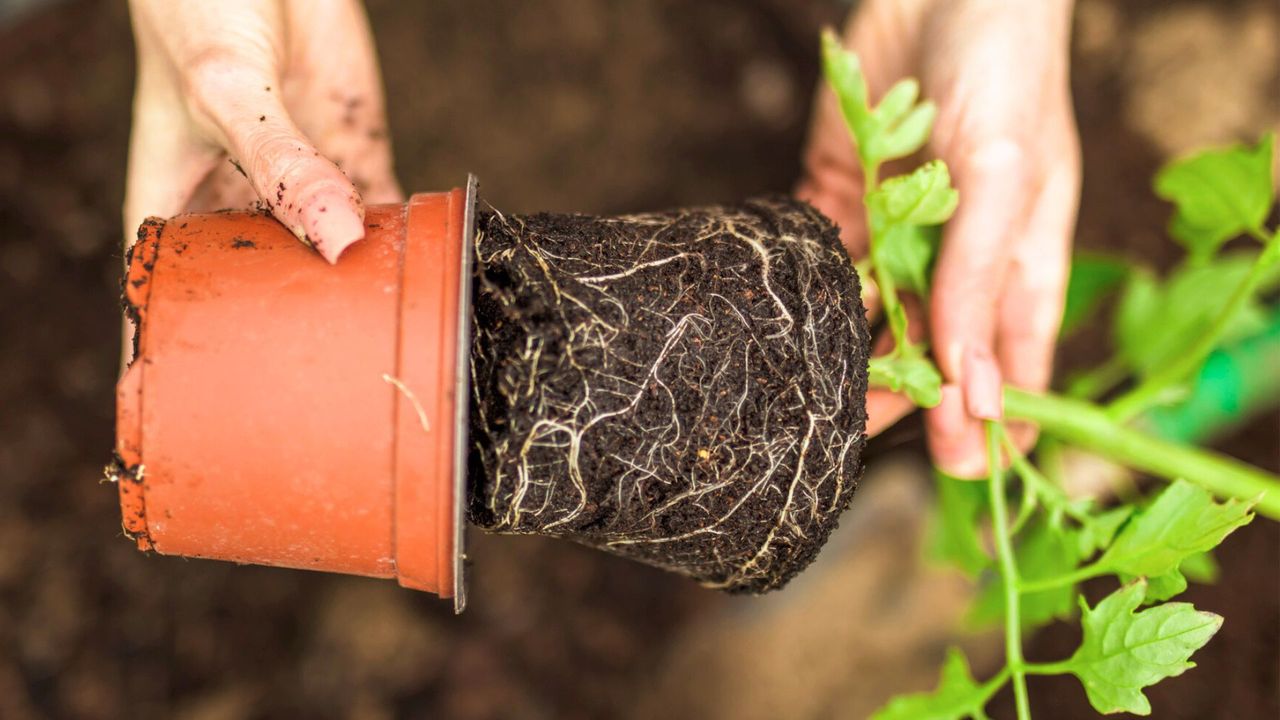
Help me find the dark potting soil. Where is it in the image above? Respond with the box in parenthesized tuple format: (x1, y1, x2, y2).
(468, 197, 871, 593)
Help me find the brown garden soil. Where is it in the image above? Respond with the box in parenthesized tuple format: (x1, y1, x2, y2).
(0, 0, 1275, 718)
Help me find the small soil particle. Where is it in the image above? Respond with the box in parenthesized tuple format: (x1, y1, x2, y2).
(468, 197, 871, 593)
(231, 237, 256, 249)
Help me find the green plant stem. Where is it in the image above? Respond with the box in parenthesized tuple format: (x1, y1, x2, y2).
(861, 158, 879, 194)
(1005, 435, 1091, 525)
(977, 666, 1015, 707)
(1010, 474, 1039, 536)
(986, 421, 1032, 720)
(860, 158, 911, 349)
(875, 261, 907, 345)
(1108, 234, 1278, 421)
(1024, 661, 1073, 676)
(1004, 387, 1280, 519)
(1018, 562, 1105, 594)
(1248, 226, 1274, 244)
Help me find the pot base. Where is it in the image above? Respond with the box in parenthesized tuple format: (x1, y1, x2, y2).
(114, 178, 476, 612)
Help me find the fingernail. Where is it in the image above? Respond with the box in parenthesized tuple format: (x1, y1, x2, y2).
(963, 345, 1004, 420)
(301, 188, 365, 264)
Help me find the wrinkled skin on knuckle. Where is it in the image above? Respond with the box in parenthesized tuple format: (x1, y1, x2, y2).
(240, 130, 309, 189)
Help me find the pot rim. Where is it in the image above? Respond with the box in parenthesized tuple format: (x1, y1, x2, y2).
(449, 174, 477, 612)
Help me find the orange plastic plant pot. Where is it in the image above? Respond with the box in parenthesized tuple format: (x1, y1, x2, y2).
(115, 177, 476, 612)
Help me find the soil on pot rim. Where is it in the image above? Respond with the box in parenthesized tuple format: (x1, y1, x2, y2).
(468, 197, 872, 592)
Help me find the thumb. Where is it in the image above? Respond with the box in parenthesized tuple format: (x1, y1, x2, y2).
(187, 58, 365, 263)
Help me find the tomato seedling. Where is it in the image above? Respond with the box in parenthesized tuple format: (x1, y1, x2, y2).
(821, 29, 1280, 719)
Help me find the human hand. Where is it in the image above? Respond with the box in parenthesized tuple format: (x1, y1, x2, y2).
(124, 0, 401, 264)
(797, 0, 1081, 476)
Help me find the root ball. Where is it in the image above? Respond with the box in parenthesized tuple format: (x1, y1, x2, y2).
(468, 197, 870, 592)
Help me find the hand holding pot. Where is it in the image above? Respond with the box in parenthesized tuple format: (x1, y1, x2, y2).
(798, 0, 1081, 476)
(124, 0, 402, 264)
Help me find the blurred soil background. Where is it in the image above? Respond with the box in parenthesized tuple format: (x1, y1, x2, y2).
(0, 0, 1276, 718)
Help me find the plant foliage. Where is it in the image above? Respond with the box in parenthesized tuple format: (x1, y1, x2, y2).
(821, 32, 1279, 719)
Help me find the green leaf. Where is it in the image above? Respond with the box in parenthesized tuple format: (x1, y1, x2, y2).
(1154, 133, 1275, 258)
(867, 161, 956, 295)
(874, 224, 940, 296)
(1111, 500, 1221, 603)
(1121, 568, 1188, 604)
(1065, 581, 1223, 715)
(869, 354, 943, 407)
(869, 102, 937, 164)
(1114, 266, 1161, 369)
(969, 518, 1080, 630)
(927, 471, 991, 577)
(869, 160, 960, 227)
(1076, 506, 1134, 558)
(1061, 254, 1131, 337)
(875, 78, 920, 127)
(1097, 479, 1254, 579)
(1114, 254, 1271, 378)
(886, 300, 910, 337)
(1179, 550, 1219, 584)
(820, 31, 937, 166)
(821, 30, 873, 156)
(870, 648, 992, 720)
